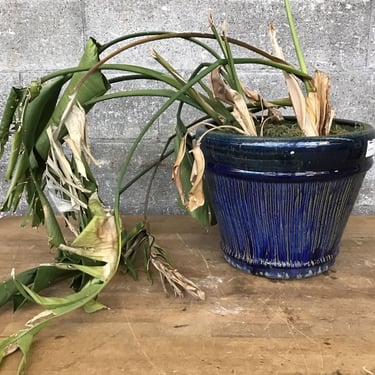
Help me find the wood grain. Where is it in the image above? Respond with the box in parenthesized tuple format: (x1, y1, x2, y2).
(1, 215, 374, 374)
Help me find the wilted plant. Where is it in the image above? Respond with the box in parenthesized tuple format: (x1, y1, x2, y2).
(0, 0, 346, 372)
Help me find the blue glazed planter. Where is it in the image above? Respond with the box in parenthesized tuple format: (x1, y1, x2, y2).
(199, 119, 375, 279)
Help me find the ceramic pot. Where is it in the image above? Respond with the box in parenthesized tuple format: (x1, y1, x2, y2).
(199, 119, 375, 279)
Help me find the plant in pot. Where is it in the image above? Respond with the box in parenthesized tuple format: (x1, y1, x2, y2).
(0, 0, 374, 372)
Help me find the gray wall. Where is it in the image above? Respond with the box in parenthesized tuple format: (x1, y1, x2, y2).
(0, 0, 374, 215)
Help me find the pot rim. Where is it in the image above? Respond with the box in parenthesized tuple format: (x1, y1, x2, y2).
(198, 117, 375, 143)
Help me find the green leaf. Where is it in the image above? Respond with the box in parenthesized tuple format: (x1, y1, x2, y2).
(0, 265, 75, 311)
(50, 281, 104, 315)
(30, 171, 66, 249)
(55, 263, 107, 281)
(35, 38, 111, 161)
(121, 223, 150, 279)
(1, 151, 29, 212)
(0, 87, 27, 158)
(0, 317, 47, 373)
(1, 77, 70, 217)
(22, 76, 69, 156)
(284, 0, 312, 92)
(0, 268, 36, 309)
(15, 330, 34, 375)
(83, 299, 108, 313)
(31, 265, 69, 291)
(4, 125, 23, 181)
(0, 280, 103, 373)
(11, 274, 102, 311)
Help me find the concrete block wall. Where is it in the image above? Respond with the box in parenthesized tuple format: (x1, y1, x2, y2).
(0, 0, 374, 215)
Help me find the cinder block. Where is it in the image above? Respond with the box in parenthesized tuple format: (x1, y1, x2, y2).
(369, 0, 375, 68)
(0, 0, 84, 71)
(0, 73, 21, 116)
(330, 71, 375, 123)
(89, 139, 180, 214)
(86, 89, 163, 141)
(0, 0, 374, 215)
(285, 0, 372, 71)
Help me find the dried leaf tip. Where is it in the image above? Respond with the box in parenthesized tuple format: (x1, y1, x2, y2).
(208, 12, 214, 28)
(151, 48, 158, 59)
(221, 19, 228, 37)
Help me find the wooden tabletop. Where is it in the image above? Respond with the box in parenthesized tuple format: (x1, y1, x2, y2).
(1, 215, 375, 374)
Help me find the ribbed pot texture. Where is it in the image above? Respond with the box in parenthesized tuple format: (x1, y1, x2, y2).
(200, 119, 375, 279)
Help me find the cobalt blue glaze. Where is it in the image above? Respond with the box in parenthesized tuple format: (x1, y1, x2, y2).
(199, 119, 375, 279)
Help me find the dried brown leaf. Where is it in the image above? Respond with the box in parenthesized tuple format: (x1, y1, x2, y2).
(45, 126, 91, 212)
(310, 70, 335, 135)
(304, 71, 335, 136)
(186, 144, 206, 211)
(63, 101, 99, 172)
(210, 67, 257, 136)
(241, 84, 276, 109)
(268, 22, 313, 135)
(150, 242, 205, 300)
(172, 134, 187, 205)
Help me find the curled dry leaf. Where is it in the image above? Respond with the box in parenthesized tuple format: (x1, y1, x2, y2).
(63, 100, 99, 175)
(306, 70, 335, 136)
(45, 126, 91, 212)
(269, 22, 334, 136)
(45, 100, 100, 213)
(187, 143, 206, 211)
(268, 22, 316, 135)
(172, 135, 206, 212)
(210, 67, 257, 136)
(241, 83, 276, 110)
(172, 134, 187, 206)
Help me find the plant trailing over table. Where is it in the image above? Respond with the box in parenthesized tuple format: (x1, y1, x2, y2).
(0, 0, 367, 372)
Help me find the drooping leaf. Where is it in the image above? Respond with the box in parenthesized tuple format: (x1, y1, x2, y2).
(0, 280, 104, 373)
(58, 193, 119, 282)
(0, 266, 69, 311)
(35, 38, 111, 161)
(0, 192, 121, 371)
(0, 318, 50, 375)
(186, 143, 206, 211)
(22, 76, 69, 157)
(173, 114, 215, 227)
(121, 222, 150, 280)
(210, 67, 257, 135)
(30, 171, 66, 249)
(13, 326, 33, 374)
(1, 77, 70, 221)
(0, 268, 37, 309)
(0, 87, 28, 158)
(1, 152, 29, 212)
